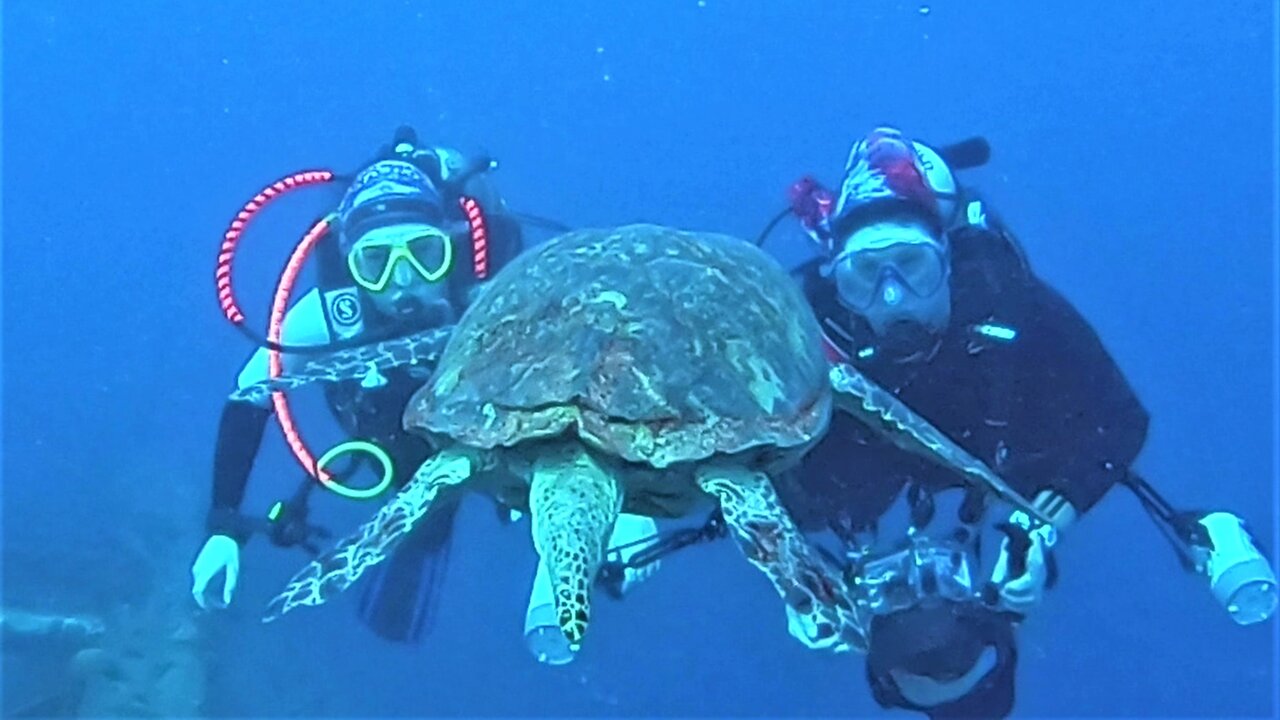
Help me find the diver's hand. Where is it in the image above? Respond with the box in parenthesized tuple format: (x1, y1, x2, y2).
(191, 535, 241, 609)
(989, 488, 1076, 612)
(988, 520, 1049, 609)
(596, 515, 662, 599)
(610, 515, 661, 594)
(990, 519, 1055, 614)
(621, 555, 660, 593)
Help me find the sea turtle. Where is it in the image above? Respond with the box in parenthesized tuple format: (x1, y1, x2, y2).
(259, 223, 1037, 654)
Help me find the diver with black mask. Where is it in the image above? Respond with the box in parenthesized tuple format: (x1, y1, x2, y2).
(781, 125, 1273, 619)
(730, 125, 1276, 716)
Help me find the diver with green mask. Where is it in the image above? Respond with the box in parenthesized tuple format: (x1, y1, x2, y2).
(190, 125, 524, 644)
(195, 125, 666, 658)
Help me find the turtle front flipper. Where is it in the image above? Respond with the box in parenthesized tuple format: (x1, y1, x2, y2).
(528, 445, 623, 652)
(231, 325, 454, 405)
(262, 448, 475, 623)
(827, 362, 1049, 525)
(696, 465, 868, 653)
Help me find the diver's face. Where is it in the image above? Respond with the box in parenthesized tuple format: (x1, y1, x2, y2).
(346, 223, 456, 322)
(858, 276, 952, 339)
(829, 221, 952, 341)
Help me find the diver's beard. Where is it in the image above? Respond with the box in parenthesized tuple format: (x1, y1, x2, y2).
(371, 293, 455, 326)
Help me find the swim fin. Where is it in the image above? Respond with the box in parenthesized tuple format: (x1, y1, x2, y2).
(356, 497, 459, 644)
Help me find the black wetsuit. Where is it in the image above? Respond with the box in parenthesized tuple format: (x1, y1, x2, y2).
(207, 148, 523, 544)
(784, 197, 1150, 535)
(782, 195, 1149, 719)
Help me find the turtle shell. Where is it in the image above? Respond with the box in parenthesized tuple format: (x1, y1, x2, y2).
(406, 223, 831, 471)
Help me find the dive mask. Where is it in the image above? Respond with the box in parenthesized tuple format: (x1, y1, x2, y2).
(347, 224, 455, 293)
(826, 222, 949, 312)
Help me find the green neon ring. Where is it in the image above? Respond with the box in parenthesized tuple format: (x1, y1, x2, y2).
(316, 440, 394, 500)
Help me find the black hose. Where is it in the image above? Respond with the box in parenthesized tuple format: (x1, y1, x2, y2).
(936, 136, 991, 170)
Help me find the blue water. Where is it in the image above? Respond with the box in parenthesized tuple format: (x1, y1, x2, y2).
(2, 2, 1276, 717)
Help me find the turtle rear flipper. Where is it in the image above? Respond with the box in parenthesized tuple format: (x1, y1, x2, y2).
(696, 465, 868, 653)
(263, 449, 474, 623)
(529, 446, 623, 651)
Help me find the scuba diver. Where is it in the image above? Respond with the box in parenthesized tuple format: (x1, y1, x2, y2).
(191, 126, 661, 653)
(613, 126, 1277, 717)
(190, 125, 520, 642)
(769, 125, 1277, 717)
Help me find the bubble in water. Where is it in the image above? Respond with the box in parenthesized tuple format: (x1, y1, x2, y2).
(919, 5, 931, 15)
